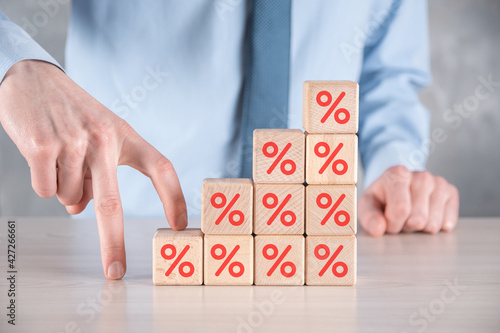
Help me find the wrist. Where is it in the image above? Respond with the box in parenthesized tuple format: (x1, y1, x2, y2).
(2, 60, 61, 84)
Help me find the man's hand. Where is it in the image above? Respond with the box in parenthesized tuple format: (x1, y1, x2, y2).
(359, 166, 459, 236)
(0, 60, 188, 279)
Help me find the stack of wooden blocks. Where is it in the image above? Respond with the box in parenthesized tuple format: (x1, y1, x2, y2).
(153, 81, 358, 286)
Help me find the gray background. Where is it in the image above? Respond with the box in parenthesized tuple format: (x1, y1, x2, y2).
(0, 0, 499, 217)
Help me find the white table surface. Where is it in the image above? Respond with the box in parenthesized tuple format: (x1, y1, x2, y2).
(0, 217, 499, 333)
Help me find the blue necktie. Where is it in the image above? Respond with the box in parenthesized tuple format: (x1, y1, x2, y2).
(239, 0, 291, 178)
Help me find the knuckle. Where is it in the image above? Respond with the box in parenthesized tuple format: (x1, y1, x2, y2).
(422, 171, 434, 186)
(59, 148, 86, 169)
(407, 214, 427, 230)
(31, 176, 56, 199)
(386, 224, 402, 234)
(57, 192, 81, 206)
(414, 171, 434, 187)
(101, 243, 124, 260)
(93, 130, 114, 147)
(358, 195, 369, 209)
(30, 140, 58, 161)
(96, 195, 122, 216)
(388, 165, 412, 179)
(117, 120, 135, 138)
(390, 165, 411, 176)
(389, 200, 411, 219)
(88, 122, 116, 148)
(90, 118, 133, 149)
(154, 156, 175, 175)
(424, 220, 441, 234)
(358, 192, 377, 213)
(34, 186, 56, 198)
(434, 176, 448, 189)
(69, 138, 88, 157)
(174, 197, 187, 212)
(386, 166, 412, 187)
(31, 136, 57, 149)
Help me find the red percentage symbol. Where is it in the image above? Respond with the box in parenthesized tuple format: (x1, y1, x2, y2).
(314, 142, 348, 175)
(262, 193, 296, 227)
(211, 244, 244, 278)
(262, 244, 296, 277)
(314, 244, 348, 277)
(262, 142, 296, 175)
(316, 91, 350, 125)
(161, 244, 194, 278)
(316, 193, 349, 226)
(210, 193, 244, 226)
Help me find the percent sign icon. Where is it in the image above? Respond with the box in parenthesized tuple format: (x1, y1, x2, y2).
(314, 244, 348, 278)
(210, 193, 244, 226)
(262, 142, 296, 175)
(314, 142, 348, 175)
(211, 244, 244, 277)
(316, 193, 350, 226)
(161, 244, 194, 278)
(263, 244, 296, 278)
(316, 90, 350, 124)
(263, 193, 296, 226)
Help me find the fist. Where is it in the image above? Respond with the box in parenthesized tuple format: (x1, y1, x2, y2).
(359, 166, 459, 236)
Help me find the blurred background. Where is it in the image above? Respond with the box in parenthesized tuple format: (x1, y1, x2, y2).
(0, 0, 499, 217)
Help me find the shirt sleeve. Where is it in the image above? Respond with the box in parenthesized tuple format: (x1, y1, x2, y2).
(0, 8, 62, 83)
(358, 0, 432, 188)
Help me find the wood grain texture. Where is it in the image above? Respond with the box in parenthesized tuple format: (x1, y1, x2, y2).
(254, 183, 305, 235)
(254, 235, 305, 286)
(305, 235, 356, 286)
(6, 217, 500, 332)
(204, 235, 254, 285)
(253, 129, 305, 183)
(153, 228, 203, 285)
(201, 178, 253, 235)
(303, 80, 359, 133)
(306, 185, 357, 235)
(305, 133, 358, 185)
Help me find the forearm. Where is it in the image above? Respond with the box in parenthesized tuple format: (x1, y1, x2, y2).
(358, 0, 431, 187)
(359, 79, 431, 187)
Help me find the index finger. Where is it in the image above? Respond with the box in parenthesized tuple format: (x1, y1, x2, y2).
(383, 166, 413, 234)
(358, 190, 387, 237)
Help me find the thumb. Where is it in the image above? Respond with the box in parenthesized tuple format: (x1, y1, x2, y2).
(358, 190, 387, 237)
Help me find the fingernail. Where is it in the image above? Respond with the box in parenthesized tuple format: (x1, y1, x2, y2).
(176, 213, 188, 229)
(107, 261, 125, 279)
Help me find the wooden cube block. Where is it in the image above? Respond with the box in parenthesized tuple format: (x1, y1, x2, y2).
(306, 185, 357, 235)
(254, 235, 304, 286)
(204, 235, 253, 285)
(153, 228, 203, 285)
(305, 235, 356, 286)
(201, 179, 253, 235)
(306, 133, 357, 185)
(303, 81, 359, 134)
(253, 129, 305, 183)
(254, 184, 305, 235)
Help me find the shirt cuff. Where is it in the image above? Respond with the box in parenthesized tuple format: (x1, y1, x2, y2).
(0, 18, 63, 83)
(362, 140, 428, 188)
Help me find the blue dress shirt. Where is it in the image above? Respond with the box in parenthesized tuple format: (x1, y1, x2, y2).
(0, 0, 431, 220)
